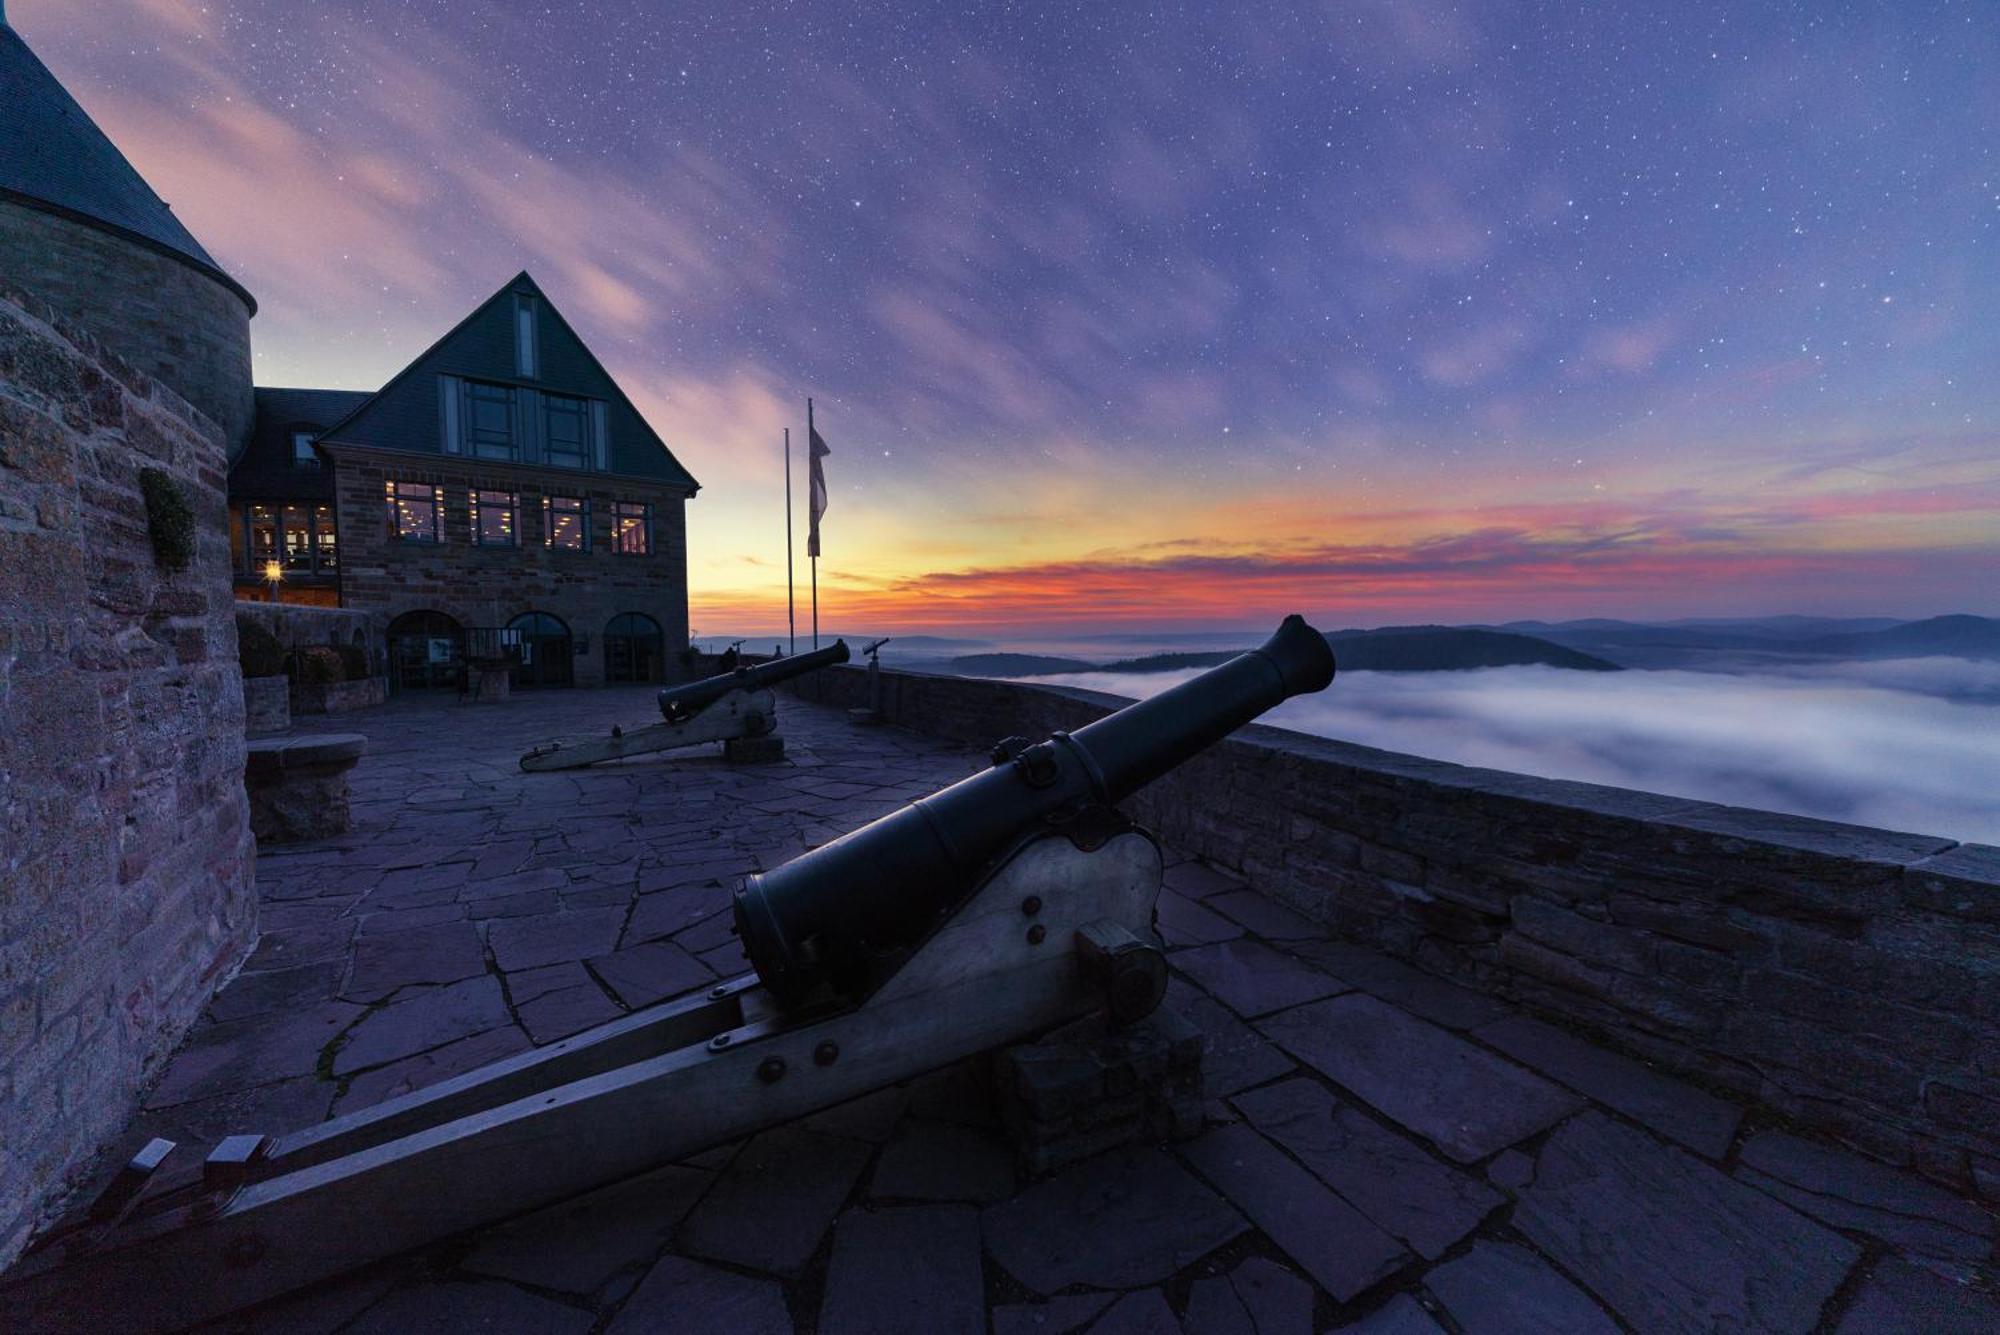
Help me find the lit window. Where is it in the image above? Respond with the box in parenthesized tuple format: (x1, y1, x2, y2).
(243, 502, 337, 574)
(611, 501, 651, 556)
(465, 381, 515, 459)
(314, 504, 338, 570)
(249, 503, 279, 570)
(543, 494, 587, 550)
(543, 393, 589, 469)
(283, 504, 313, 570)
(472, 489, 519, 546)
(386, 480, 442, 542)
(291, 431, 319, 469)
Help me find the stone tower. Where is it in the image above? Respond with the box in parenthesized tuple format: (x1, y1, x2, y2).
(0, 5, 256, 458)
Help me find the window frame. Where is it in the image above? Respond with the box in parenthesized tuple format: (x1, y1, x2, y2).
(243, 501, 338, 575)
(464, 380, 517, 461)
(385, 480, 444, 544)
(611, 500, 652, 557)
(471, 488, 521, 547)
(290, 430, 320, 470)
(542, 392, 590, 471)
(542, 494, 589, 552)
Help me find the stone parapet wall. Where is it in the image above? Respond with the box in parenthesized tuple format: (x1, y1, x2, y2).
(233, 600, 375, 656)
(785, 664, 2000, 1197)
(0, 289, 256, 1265)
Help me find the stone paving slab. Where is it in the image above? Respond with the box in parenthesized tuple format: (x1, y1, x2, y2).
(331, 976, 510, 1075)
(1167, 977, 1295, 1099)
(1259, 994, 1582, 1162)
(1736, 1129, 1996, 1261)
(678, 1125, 872, 1277)
(1183, 1256, 1314, 1335)
(1233, 1077, 1502, 1260)
(991, 1293, 1116, 1335)
(1423, 1239, 1618, 1335)
(983, 1146, 1247, 1293)
(869, 1117, 1018, 1203)
(1831, 1257, 2000, 1333)
(1092, 1288, 1184, 1333)
(1516, 1111, 1861, 1333)
(342, 1279, 594, 1334)
(604, 1256, 791, 1335)
(818, 1205, 985, 1335)
(1181, 1124, 1407, 1302)
(1473, 1013, 1742, 1159)
(1335, 1294, 1446, 1333)
(461, 1163, 710, 1298)
(1168, 939, 1348, 1018)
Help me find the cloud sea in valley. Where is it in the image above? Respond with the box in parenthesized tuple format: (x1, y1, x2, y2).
(1031, 659, 2000, 843)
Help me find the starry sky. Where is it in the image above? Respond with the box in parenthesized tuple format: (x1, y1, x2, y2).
(19, 0, 2000, 635)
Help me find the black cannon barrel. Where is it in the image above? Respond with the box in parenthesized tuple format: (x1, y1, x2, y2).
(657, 640, 850, 720)
(735, 614, 1336, 1005)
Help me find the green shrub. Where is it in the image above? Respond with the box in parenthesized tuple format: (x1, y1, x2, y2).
(235, 616, 285, 679)
(138, 468, 194, 571)
(289, 646, 344, 685)
(337, 643, 369, 680)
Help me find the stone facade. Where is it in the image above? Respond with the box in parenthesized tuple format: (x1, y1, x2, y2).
(324, 442, 691, 687)
(787, 664, 2000, 1198)
(0, 200, 255, 459)
(0, 288, 256, 1267)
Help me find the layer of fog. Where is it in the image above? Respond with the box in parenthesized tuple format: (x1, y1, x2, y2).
(1027, 662, 2000, 843)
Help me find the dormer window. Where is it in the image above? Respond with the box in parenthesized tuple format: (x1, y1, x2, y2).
(515, 294, 539, 379)
(291, 431, 319, 469)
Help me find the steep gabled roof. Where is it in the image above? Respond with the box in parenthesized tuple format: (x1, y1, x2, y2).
(0, 19, 255, 312)
(317, 271, 699, 491)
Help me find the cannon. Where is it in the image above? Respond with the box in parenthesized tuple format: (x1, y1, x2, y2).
(0, 617, 1335, 1333)
(518, 639, 850, 770)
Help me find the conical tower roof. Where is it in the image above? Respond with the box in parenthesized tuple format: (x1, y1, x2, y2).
(0, 15, 254, 311)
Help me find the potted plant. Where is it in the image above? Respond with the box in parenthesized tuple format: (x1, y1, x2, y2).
(237, 615, 290, 735)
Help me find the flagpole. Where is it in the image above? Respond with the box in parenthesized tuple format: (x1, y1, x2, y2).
(785, 428, 795, 656)
(809, 397, 819, 650)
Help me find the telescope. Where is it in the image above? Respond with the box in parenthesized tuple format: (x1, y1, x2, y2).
(518, 639, 850, 770)
(0, 617, 1335, 1333)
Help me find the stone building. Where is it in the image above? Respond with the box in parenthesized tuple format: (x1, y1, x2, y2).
(226, 272, 701, 687)
(0, 6, 257, 457)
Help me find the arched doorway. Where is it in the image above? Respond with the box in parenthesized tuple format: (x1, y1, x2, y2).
(386, 611, 464, 691)
(508, 611, 573, 689)
(604, 612, 665, 684)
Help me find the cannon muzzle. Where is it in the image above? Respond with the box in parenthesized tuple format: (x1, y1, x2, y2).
(657, 640, 850, 721)
(735, 614, 1335, 1005)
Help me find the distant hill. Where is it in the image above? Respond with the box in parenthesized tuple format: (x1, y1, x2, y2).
(1793, 614, 2000, 660)
(1326, 627, 1622, 672)
(1514, 614, 2000, 667)
(950, 626, 1620, 678)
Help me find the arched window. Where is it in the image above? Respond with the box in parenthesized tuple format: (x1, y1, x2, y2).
(507, 611, 574, 689)
(386, 611, 464, 691)
(604, 612, 665, 684)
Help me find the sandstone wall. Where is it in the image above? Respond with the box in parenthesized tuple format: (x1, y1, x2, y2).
(325, 444, 691, 687)
(0, 201, 255, 460)
(787, 664, 2000, 1198)
(0, 289, 256, 1265)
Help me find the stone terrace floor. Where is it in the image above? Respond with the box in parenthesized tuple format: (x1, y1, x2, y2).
(110, 688, 1997, 1333)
